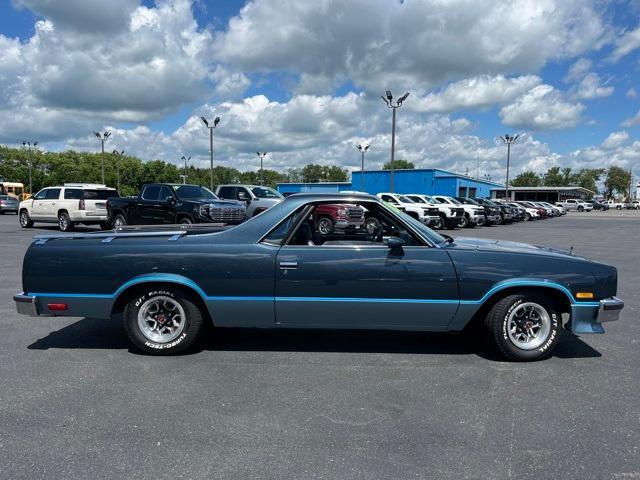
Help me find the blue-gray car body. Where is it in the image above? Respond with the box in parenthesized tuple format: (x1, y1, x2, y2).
(15, 193, 621, 335)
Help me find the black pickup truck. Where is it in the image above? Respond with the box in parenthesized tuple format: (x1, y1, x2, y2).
(107, 183, 246, 227)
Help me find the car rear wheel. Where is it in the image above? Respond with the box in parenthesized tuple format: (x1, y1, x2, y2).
(123, 287, 205, 355)
(113, 213, 127, 228)
(58, 212, 74, 232)
(484, 293, 561, 361)
(19, 209, 34, 228)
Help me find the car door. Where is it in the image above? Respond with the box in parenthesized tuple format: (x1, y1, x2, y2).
(137, 185, 174, 224)
(29, 189, 49, 219)
(274, 201, 459, 330)
(43, 188, 61, 220)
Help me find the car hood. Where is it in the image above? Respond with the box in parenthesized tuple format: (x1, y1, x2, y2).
(185, 198, 244, 207)
(445, 236, 588, 260)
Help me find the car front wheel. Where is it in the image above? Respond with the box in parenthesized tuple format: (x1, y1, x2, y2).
(19, 209, 34, 228)
(123, 287, 206, 355)
(484, 293, 561, 361)
(316, 217, 333, 235)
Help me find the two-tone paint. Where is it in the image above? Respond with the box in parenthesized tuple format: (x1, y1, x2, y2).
(15, 193, 621, 334)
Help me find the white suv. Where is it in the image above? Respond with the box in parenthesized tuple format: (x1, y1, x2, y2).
(19, 183, 118, 231)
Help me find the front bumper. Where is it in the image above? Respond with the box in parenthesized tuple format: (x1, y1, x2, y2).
(485, 214, 501, 223)
(420, 215, 439, 226)
(334, 219, 365, 230)
(570, 296, 624, 334)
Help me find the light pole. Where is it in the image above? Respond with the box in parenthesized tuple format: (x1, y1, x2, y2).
(181, 156, 191, 184)
(22, 141, 37, 196)
(201, 116, 220, 190)
(381, 90, 409, 192)
(256, 152, 267, 186)
(356, 143, 370, 192)
(93, 131, 111, 184)
(499, 134, 519, 200)
(112, 149, 124, 193)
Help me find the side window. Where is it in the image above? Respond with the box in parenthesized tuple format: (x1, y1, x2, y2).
(381, 195, 396, 203)
(236, 187, 250, 201)
(217, 186, 235, 199)
(159, 186, 174, 202)
(45, 188, 61, 200)
(286, 202, 423, 247)
(262, 207, 308, 246)
(141, 185, 160, 200)
(34, 189, 48, 200)
(64, 189, 82, 200)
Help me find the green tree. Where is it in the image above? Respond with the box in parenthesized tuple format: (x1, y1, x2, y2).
(511, 170, 541, 187)
(383, 159, 415, 170)
(543, 166, 575, 186)
(574, 168, 604, 194)
(604, 166, 631, 199)
(301, 164, 348, 182)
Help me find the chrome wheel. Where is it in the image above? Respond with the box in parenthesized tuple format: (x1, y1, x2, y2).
(137, 296, 186, 343)
(364, 217, 380, 234)
(20, 211, 30, 227)
(317, 217, 332, 235)
(114, 214, 126, 228)
(507, 302, 551, 350)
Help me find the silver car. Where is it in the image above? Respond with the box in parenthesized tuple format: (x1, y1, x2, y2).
(215, 185, 284, 218)
(0, 195, 19, 214)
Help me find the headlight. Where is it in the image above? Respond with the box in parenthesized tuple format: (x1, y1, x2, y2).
(337, 208, 347, 216)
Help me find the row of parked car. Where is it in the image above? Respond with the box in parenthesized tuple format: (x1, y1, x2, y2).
(12, 181, 607, 233)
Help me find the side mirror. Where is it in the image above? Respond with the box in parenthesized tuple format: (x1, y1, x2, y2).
(386, 236, 405, 252)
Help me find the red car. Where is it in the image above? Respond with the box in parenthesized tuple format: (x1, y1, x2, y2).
(516, 201, 548, 218)
(313, 203, 366, 234)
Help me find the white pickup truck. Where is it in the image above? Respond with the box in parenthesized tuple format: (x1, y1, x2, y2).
(605, 199, 626, 210)
(555, 198, 593, 212)
(405, 194, 466, 229)
(376, 193, 440, 227)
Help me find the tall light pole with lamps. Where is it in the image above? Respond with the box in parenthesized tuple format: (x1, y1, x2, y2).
(256, 152, 267, 186)
(22, 140, 37, 195)
(181, 156, 191, 184)
(93, 131, 111, 184)
(499, 134, 519, 200)
(112, 149, 124, 193)
(380, 90, 409, 192)
(356, 143, 370, 192)
(200, 116, 220, 190)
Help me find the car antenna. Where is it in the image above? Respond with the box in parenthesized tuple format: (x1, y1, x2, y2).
(570, 245, 574, 256)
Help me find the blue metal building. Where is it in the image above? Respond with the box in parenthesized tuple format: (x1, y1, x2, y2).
(277, 169, 503, 198)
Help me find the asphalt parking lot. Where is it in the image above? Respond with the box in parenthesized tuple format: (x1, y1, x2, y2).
(1, 211, 638, 480)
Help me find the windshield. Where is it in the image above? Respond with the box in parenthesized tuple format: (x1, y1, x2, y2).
(172, 185, 217, 200)
(447, 197, 461, 204)
(251, 186, 283, 199)
(398, 208, 448, 244)
(459, 197, 478, 205)
(432, 197, 447, 204)
(397, 195, 414, 203)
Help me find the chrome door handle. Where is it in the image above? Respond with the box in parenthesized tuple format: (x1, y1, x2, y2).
(279, 261, 298, 270)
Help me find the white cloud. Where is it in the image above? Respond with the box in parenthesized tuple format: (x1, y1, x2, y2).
(601, 130, 629, 149)
(214, 0, 611, 93)
(410, 75, 541, 113)
(627, 87, 637, 99)
(500, 85, 585, 130)
(210, 66, 251, 99)
(610, 25, 640, 61)
(564, 58, 592, 83)
(570, 72, 614, 99)
(621, 110, 640, 128)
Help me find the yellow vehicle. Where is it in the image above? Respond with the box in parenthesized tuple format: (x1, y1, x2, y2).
(0, 182, 29, 201)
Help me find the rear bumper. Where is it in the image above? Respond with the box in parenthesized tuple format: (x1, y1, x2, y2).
(70, 211, 109, 222)
(0, 205, 18, 212)
(14, 293, 39, 316)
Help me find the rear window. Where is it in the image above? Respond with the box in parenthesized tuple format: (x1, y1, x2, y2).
(83, 189, 118, 200)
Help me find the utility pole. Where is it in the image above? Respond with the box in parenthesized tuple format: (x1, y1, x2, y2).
(356, 143, 370, 192)
(181, 156, 191, 184)
(381, 90, 409, 192)
(256, 152, 268, 186)
(93, 131, 111, 184)
(201, 116, 220, 191)
(112, 150, 124, 193)
(499, 134, 519, 200)
(22, 141, 37, 195)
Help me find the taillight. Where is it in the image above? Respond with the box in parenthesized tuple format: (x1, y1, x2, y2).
(79, 198, 85, 210)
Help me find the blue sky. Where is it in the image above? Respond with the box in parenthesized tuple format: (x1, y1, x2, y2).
(0, 0, 639, 181)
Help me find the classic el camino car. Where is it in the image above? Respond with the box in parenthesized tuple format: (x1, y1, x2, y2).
(14, 193, 623, 361)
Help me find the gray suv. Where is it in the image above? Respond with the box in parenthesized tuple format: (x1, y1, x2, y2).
(215, 185, 283, 218)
